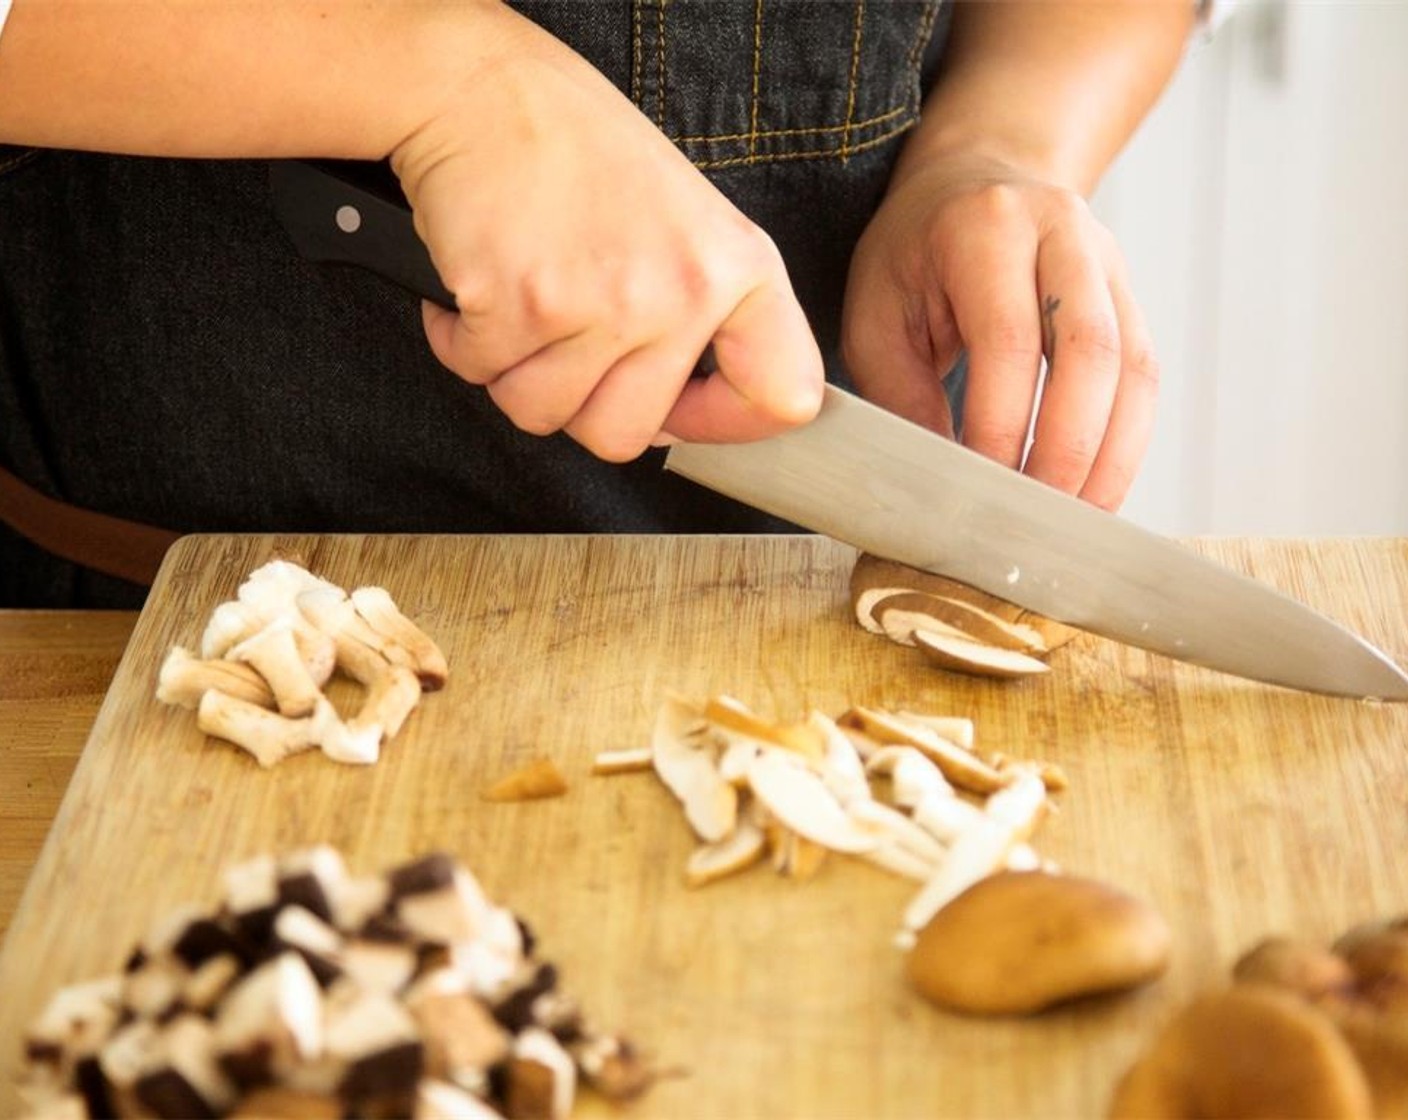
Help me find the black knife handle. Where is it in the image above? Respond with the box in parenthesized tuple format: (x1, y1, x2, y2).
(268, 159, 456, 310)
(268, 158, 719, 376)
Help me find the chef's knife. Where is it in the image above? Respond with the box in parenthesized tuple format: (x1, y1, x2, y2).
(267, 159, 1408, 701)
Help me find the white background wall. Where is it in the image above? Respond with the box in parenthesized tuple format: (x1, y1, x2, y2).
(1091, 0, 1408, 536)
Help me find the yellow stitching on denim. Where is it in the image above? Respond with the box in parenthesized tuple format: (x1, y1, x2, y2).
(691, 116, 914, 171)
(840, 0, 867, 158)
(672, 103, 908, 146)
(907, 0, 942, 77)
(748, 0, 764, 158)
(656, 0, 667, 128)
(631, 0, 643, 109)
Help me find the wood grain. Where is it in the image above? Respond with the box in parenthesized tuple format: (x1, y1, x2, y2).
(1, 534, 1405, 1119)
(0, 611, 136, 942)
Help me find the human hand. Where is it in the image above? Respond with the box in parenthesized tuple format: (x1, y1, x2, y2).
(390, 6, 822, 462)
(841, 153, 1159, 511)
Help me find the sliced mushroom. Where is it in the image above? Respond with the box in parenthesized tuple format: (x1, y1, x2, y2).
(913, 627, 1053, 680)
(589, 747, 654, 775)
(703, 694, 825, 762)
(197, 690, 320, 768)
(156, 647, 276, 711)
(874, 596, 982, 649)
(847, 799, 947, 866)
(864, 746, 954, 810)
(685, 817, 768, 888)
(901, 772, 1048, 934)
(810, 709, 873, 807)
(842, 707, 1006, 794)
(651, 696, 738, 844)
(745, 748, 879, 855)
(227, 620, 324, 719)
(893, 711, 976, 752)
(859, 841, 939, 883)
(482, 758, 569, 803)
(349, 586, 449, 691)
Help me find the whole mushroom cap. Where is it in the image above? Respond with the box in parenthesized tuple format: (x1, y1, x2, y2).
(1108, 985, 1375, 1119)
(906, 870, 1172, 1015)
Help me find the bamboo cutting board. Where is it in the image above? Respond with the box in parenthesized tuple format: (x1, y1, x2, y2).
(2, 534, 1406, 1119)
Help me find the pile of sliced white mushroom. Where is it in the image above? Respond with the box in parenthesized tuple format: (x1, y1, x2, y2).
(596, 695, 1066, 947)
(19, 848, 649, 1120)
(155, 561, 448, 767)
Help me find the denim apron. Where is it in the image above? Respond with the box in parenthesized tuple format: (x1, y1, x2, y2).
(0, 0, 951, 606)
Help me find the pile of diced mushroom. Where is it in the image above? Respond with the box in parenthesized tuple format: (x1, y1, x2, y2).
(156, 561, 448, 767)
(19, 848, 649, 1120)
(595, 695, 1066, 946)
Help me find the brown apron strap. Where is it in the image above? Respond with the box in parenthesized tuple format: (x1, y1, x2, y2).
(0, 465, 179, 587)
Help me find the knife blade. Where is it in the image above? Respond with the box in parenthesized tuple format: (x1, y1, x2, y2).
(666, 386, 1408, 701)
(265, 160, 1408, 700)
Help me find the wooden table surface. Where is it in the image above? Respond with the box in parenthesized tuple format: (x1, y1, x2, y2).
(2, 535, 1406, 1120)
(0, 610, 137, 941)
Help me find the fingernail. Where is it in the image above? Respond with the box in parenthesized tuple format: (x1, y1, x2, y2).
(649, 432, 681, 448)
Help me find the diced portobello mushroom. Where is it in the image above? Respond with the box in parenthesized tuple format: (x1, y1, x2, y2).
(215, 953, 325, 1087)
(324, 990, 424, 1103)
(408, 989, 512, 1082)
(132, 1014, 237, 1119)
(503, 1028, 576, 1120)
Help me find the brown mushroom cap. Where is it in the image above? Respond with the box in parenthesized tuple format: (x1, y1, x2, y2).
(1108, 985, 1375, 1119)
(907, 870, 1171, 1015)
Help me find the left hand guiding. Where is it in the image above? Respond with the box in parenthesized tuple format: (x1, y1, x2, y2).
(841, 153, 1160, 512)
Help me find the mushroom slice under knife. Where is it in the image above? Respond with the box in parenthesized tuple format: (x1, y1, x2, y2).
(913, 627, 1051, 680)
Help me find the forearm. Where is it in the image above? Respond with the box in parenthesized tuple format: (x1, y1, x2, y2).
(0, 0, 519, 160)
(899, 0, 1194, 195)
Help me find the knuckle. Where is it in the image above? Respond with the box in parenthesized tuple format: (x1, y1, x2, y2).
(969, 182, 1025, 225)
